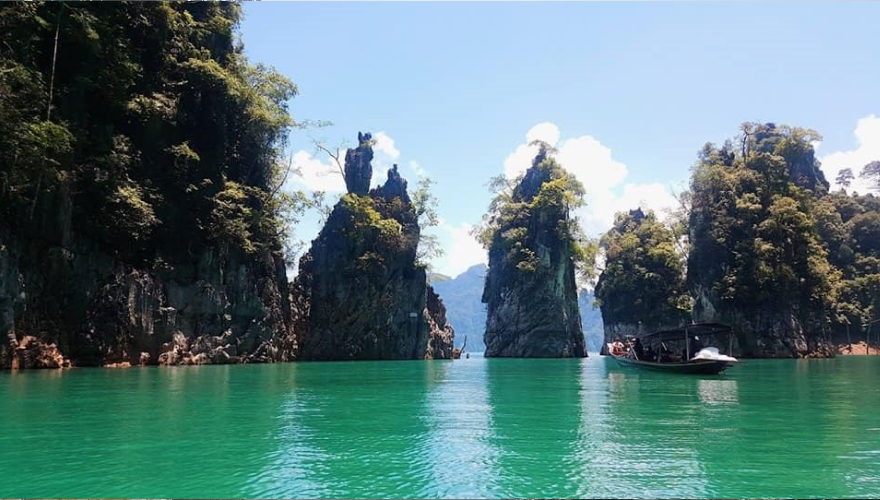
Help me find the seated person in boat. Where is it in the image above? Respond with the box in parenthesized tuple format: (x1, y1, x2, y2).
(611, 337, 626, 356)
(659, 343, 680, 363)
(644, 344, 656, 362)
(632, 337, 645, 360)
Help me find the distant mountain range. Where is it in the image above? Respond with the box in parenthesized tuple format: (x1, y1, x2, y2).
(430, 264, 605, 354)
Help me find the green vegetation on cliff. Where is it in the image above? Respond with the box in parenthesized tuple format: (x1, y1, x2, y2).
(479, 145, 595, 358)
(597, 122, 880, 357)
(0, 2, 307, 368)
(477, 145, 596, 279)
(687, 123, 838, 356)
(816, 190, 880, 339)
(0, 1, 308, 262)
(595, 208, 690, 329)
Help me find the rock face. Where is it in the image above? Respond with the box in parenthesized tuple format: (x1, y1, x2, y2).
(482, 152, 586, 358)
(0, 189, 297, 369)
(690, 284, 833, 358)
(293, 133, 454, 360)
(0, 3, 300, 370)
(344, 132, 374, 196)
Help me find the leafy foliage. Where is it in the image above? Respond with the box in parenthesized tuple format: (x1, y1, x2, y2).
(411, 176, 444, 266)
(476, 145, 597, 280)
(687, 123, 836, 331)
(0, 2, 309, 264)
(595, 208, 691, 326)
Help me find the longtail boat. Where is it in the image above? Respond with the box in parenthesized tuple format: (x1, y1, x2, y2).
(607, 323, 738, 375)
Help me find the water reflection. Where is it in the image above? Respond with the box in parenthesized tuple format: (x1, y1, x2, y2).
(484, 358, 584, 498)
(421, 358, 501, 498)
(579, 361, 715, 498)
(697, 379, 738, 405)
(253, 360, 453, 498)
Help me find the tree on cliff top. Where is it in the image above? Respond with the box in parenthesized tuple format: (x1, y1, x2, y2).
(475, 143, 597, 282)
(0, 2, 310, 263)
(687, 123, 837, 333)
(595, 208, 691, 328)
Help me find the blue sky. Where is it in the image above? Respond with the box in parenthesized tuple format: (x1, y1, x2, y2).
(240, 2, 880, 277)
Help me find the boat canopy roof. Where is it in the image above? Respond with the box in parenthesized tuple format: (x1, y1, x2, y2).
(638, 322, 731, 341)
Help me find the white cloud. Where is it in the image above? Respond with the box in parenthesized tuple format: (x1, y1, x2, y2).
(372, 131, 400, 160)
(556, 135, 628, 194)
(289, 149, 346, 193)
(503, 122, 562, 178)
(432, 221, 487, 278)
(409, 160, 427, 179)
(504, 122, 679, 237)
(526, 122, 561, 147)
(819, 115, 880, 194)
(578, 182, 678, 235)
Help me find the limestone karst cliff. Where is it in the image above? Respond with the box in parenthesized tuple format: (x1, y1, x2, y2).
(594, 208, 691, 351)
(687, 123, 835, 357)
(480, 147, 587, 357)
(293, 133, 454, 360)
(0, 3, 298, 369)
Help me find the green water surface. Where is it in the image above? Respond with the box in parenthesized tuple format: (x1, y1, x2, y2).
(1, 356, 879, 498)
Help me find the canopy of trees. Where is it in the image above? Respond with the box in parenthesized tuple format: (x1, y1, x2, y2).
(477, 144, 596, 279)
(594, 207, 690, 327)
(597, 121, 880, 354)
(687, 123, 835, 323)
(0, 2, 307, 264)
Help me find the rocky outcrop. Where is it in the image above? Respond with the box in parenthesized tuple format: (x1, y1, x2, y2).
(293, 133, 454, 360)
(691, 284, 834, 358)
(482, 150, 586, 358)
(594, 207, 691, 354)
(686, 124, 834, 358)
(0, 187, 297, 369)
(344, 132, 374, 196)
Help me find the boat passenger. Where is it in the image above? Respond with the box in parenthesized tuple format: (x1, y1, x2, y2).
(611, 337, 626, 356)
(633, 337, 645, 360)
(644, 345, 656, 362)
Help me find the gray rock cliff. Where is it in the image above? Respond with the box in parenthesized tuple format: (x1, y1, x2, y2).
(293, 133, 454, 360)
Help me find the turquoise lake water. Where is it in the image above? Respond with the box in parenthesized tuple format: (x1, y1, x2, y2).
(1, 355, 879, 498)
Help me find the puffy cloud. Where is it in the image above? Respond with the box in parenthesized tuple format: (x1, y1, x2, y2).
(819, 115, 880, 194)
(372, 131, 400, 160)
(504, 122, 679, 236)
(556, 135, 628, 194)
(526, 121, 561, 147)
(289, 149, 346, 193)
(503, 122, 561, 178)
(432, 221, 487, 278)
(578, 182, 678, 235)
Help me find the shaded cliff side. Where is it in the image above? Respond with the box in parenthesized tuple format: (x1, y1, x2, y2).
(0, 3, 299, 368)
(293, 134, 454, 360)
(480, 147, 587, 357)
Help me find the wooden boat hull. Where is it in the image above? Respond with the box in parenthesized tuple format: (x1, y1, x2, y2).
(610, 354, 734, 375)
